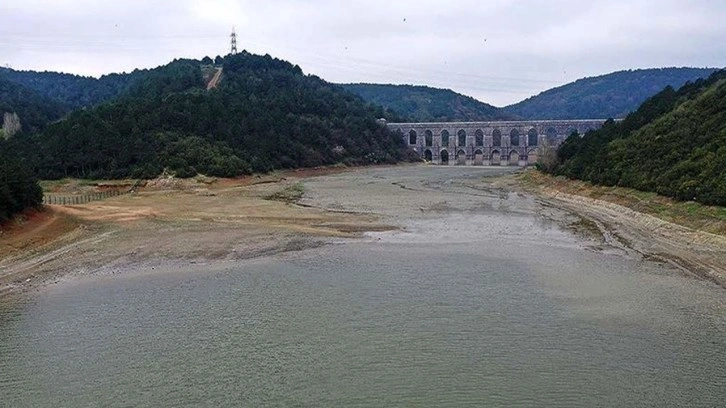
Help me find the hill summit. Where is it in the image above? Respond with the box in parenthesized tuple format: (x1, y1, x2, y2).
(10, 52, 411, 180)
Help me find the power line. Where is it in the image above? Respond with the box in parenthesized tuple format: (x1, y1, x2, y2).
(0, 31, 563, 86)
(0, 31, 568, 100)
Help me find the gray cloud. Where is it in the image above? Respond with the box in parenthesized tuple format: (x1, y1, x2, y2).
(1, 0, 724, 105)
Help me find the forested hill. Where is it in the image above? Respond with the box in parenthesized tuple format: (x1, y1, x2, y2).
(0, 76, 67, 134)
(504, 68, 718, 120)
(341, 83, 512, 122)
(0, 66, 145, 109)
(550, 69, 726, 206)
(15, 52, 409, 180)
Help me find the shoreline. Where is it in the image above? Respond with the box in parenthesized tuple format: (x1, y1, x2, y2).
(0, 166, 394, 301)
(1, 165, 724, 304)
(515, 171, 726, 288)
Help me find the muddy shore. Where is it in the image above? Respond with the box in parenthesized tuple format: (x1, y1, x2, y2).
(1, 164, 724, 301)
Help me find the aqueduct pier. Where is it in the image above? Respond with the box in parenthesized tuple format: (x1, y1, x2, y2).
(387, 120, 609, 166)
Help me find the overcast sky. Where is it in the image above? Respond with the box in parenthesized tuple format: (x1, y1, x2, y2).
(1, 0, 724, 106)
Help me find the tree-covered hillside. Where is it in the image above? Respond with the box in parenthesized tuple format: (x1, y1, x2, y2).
(15, 53, 410, 180)
(0, 66, 145, 110)
(341, 83, 511, 122)
(551, 69, 726, 206)
(0, 137, 43, 224)
(0, 76, 68, 135)
(505, 68, 717, 120)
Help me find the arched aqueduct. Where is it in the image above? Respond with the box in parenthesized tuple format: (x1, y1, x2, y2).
(386, 120, 608, 166)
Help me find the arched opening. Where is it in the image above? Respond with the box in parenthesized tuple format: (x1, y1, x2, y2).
(474, 149, 484, 165)
(424, 149, 433, 162)
(509, 150, 519, 166)
(475, 129, 484, 146)
(441, 130, 450, 147)
(510, 129, 520, 146)
(457, 129, 467, 147)
(491, 150, 501, 166)
(409, 130, 417, 145)
(546, 127, 558, 145)
(425, 130, 433, 147)
(440, 149, 449, 165)
(456, 149, 467, 165)
(527, 148, 538, 165)
(527, 128, 538, 146)
(492, 129, 502, 147)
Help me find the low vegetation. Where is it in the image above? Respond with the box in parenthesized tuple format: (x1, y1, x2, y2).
(265, 183, 305, 204)
(520, 171, 726, 236)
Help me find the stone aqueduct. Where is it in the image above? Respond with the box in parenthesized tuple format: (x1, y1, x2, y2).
(386, 120, 608, 166)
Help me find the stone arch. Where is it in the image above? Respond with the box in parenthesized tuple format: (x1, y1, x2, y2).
(546, 127, 558, 145)
(492, 129, 502, 147)
(456, 149, 467, 165)
(527, 148, 538, 165)
(491, 149, 501, 166)
(441, 130, 450, 147)
(509, 150, 519, 166)
(457, 129, 467, 147)
(440, 149, 449, 165)
(424, 149, 433, 162)
(475, 129, 484, 146)
(474, 149, 484, 165)
(409, 130, 417, 145)
(510, 129, 520, 146)
(425, 130, 433, 147)
(527, 128, 538, 146)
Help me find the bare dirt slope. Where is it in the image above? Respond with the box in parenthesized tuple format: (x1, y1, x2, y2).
(516, 172, 726, 287)
(206, 67, 223, 90)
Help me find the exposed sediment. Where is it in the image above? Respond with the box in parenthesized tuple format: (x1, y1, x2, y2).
(1, 164, 724, 300)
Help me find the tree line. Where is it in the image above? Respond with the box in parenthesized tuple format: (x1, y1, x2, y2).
(548, 69, 726, 206)
(6, 53, 411, 183)
(0, 137, 43, 223)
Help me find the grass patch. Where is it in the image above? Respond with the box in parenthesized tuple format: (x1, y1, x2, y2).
(518, 170, 726, 236)
(265, 183, 305, 204)
(39, 178, 138, 193)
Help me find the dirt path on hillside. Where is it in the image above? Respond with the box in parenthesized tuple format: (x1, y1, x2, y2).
(206, 68, 223, 90)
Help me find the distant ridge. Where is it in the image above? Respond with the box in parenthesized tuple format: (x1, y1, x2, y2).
(340, 83, 513, 122)
(503, 67, 718, 120)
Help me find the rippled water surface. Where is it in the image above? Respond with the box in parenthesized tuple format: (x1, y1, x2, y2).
(1, 167, 724, 407)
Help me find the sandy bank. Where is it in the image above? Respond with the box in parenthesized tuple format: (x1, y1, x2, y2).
(517, 172, 726, 288)
(0, 167, 394, 298)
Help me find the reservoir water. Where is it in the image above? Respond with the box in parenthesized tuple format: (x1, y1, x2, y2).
(1, 167, 724, 407)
